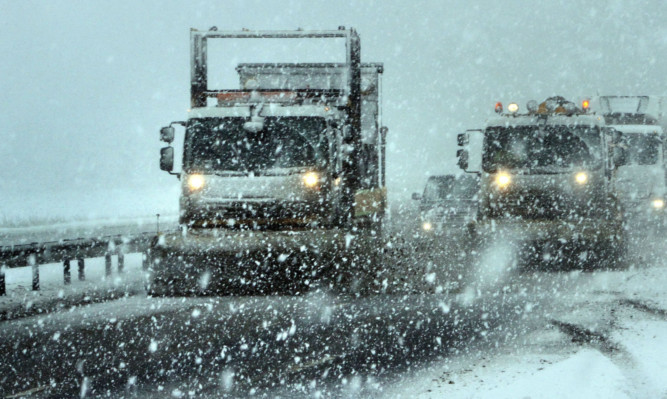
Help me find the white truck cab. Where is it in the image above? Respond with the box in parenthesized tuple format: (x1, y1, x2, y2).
(592, 96, 666, 224)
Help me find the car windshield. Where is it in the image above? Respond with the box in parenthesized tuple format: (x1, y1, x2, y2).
(423, 176, 479, 202)
(624, 133, 661, 165)
(482, 125, 602, 173)
(184, 116, 327, 173)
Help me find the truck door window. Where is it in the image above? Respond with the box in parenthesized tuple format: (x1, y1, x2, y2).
(624, 133, 660, 165)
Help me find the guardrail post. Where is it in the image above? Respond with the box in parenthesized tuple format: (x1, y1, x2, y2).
(105, 252, 112, 277)
(117, 251, 124, 274)
(0, 265, 5, 296)
(30, 254, 39, 291)
(78, 259, 85, 281)
(63, 258, 71, 285)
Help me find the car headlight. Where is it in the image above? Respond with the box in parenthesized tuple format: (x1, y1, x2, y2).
(422, 221, 433, 231)
(574, 171, 589, 185)
(494, 171, 511, 189)
(187, 174, 205, 191)
(302, 171, 320, 188)
(652, 198, 665, 210)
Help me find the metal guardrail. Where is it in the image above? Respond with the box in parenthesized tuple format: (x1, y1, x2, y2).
(0, 231, 167, 296)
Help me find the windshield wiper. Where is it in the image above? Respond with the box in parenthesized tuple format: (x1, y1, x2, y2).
(260, 167, 312, 176)
(212, 170, 248, 177)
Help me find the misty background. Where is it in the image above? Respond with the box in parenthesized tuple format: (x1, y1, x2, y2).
(2, 0, 667, 223)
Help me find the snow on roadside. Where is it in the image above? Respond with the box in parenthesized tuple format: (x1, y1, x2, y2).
(612, 319, 667, 398)
(383, 257, 667, 398)
(470, 349, 630, 399)
(0, 253, 147, 315)
(382, 324, 629, 399)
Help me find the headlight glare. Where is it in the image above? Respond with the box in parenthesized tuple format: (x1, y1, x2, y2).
(302, 172, 319, 188)
(652, 198, 665, 210)
(574, 171, 589, 185)
(187, 174, 205, 191)
(495, 171, 511, 189)
(422, 221, 433, 231)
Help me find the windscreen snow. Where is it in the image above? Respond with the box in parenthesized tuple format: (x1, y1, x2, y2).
(184, 116, 328, 173)
(482, 125, 602, 173)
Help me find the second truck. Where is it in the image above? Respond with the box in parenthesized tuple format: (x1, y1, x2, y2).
(151, 28, 387, 295)
(457, 97, 628, 268)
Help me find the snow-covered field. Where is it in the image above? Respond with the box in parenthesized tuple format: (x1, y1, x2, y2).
(0, 187, 179, 229)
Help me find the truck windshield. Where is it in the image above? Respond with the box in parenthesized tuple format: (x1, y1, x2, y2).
(624, 133, 661, 165)
(184, 116, 327, 173)
(482, 125, 602, 173)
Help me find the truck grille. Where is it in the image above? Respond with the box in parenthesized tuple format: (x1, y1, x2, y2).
(183, 201, 322, 227)
(488, 191, 589, 220)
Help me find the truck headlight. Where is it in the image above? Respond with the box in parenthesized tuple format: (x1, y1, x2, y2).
(494, 171, 511, 189)
(422, 221, 433, 231)
(302, 171, 320, 188)
(652, 198, 665, 210)
(187, 174, 205, 191)
(574, 171, 589, 185)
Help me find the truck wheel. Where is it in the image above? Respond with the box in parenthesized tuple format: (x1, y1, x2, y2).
(606, 235, 628, 270)
(146, 276, 168, 297)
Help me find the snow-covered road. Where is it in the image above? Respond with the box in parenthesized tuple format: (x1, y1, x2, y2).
(0, 221, 665, 398)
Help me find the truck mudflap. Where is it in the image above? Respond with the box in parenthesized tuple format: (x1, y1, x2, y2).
(472, 218, 626, 269)
(354, 187, 387, 217)
(148, 228, 383, 296)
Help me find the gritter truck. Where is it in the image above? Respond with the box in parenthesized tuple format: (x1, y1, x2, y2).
(457, 97, 628, 268)
(150, 28, 387, 295)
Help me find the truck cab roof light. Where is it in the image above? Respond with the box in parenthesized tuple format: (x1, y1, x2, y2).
(536, 96, 584, 115)
(507, 103, 519, 113)
(495, 102, 503, 114)
(562, 102, 577, 114)
(545, 98, 558, 112)
(582, 99, 590, 111)
(526, 100, 538, 113)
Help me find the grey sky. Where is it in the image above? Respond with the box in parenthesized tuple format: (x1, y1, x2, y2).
(2, 0, 666, 220)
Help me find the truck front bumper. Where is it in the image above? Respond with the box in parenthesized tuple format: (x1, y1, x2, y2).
(474, 217, 624, 244)
(148, 228, 353, 294)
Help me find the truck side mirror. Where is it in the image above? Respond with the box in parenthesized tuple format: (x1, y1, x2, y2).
(412, 192, 422, 201)
(243, 116, 265, 133)
(160, 146, 175, 172)
(457, 149, 469, 170)
(160, 126, 175, 143)
(608, 129, 628, 167)
(457, 133, 469, 146)
(613, 146, 627, 167)
(609, 129, 623, 146)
